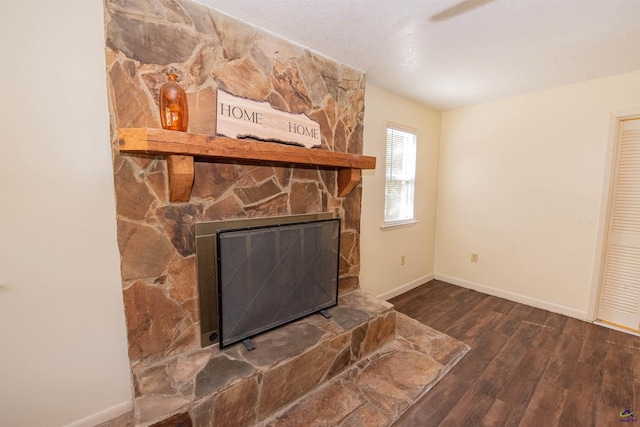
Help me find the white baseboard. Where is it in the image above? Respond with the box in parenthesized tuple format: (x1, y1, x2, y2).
(377, 273, 434, 301)
(434, 273, 588, 321)
(65, 400, 133, 427)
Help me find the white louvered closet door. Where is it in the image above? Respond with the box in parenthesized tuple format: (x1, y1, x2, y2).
(597, 118, 640, 330)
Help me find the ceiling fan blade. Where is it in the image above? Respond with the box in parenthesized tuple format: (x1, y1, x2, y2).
(430, 0, 497, 22)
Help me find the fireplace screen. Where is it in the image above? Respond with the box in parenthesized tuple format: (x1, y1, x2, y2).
(195, 213, 340, 349)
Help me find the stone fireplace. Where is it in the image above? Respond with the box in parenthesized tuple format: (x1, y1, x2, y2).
(104, 1, 468, 425)
(106, 0, 367, 421)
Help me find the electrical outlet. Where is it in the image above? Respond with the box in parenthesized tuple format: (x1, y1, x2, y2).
(471, 252, 479, 263)
(401, 255, 406, 266)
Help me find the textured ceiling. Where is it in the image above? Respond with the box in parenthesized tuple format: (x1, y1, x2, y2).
(197, 0, 640, 111)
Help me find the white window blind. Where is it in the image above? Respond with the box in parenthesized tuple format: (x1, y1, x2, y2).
(384, 126, 417, 226)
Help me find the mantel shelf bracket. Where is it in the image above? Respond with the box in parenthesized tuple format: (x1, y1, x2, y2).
(117, 128, 376, 202)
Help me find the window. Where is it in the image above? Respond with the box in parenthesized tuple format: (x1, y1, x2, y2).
(384, 125, 417, 226)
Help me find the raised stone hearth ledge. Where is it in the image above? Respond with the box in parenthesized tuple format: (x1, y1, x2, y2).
(264, 313, 470, 427)
(120, 290, 469, 426)
(129, 290, 394, 425)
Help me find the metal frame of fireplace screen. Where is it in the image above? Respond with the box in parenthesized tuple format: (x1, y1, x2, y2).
(195, 213, 340, 348)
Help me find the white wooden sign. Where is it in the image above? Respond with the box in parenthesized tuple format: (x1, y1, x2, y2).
(216, 90, 321, 148)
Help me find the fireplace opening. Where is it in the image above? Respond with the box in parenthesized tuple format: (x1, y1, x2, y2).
(195, 213, 340, 349)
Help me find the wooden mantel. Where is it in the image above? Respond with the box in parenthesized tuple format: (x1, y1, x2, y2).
(117, 128, 376, 202)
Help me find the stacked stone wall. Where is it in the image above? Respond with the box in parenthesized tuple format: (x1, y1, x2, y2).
(104, 0, 366, 423)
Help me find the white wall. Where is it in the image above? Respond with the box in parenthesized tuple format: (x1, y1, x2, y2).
(0, 1, 132, 426)
(435, 71, 640, 319)
(360, 84, 441, 299)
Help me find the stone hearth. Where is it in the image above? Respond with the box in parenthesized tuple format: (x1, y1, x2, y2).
(264, 313, 469, 427)
(132, 290, 397, 425)
(100, 291, 468, 426)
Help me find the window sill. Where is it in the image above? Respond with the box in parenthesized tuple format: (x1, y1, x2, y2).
(380, 220, 418, 230)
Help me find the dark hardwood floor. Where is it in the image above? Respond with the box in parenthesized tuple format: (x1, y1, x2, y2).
(390, 280, 640, 427)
